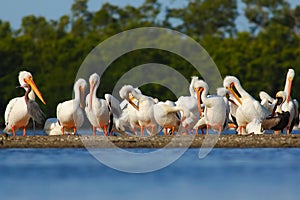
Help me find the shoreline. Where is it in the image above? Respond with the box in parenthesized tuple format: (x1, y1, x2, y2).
(1, 133, 300, 148)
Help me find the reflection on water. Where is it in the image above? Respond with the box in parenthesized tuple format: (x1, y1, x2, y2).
(0, 148, 300, 200)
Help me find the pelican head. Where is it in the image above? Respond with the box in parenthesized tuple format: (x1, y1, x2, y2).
(18, 71, 46, 105)
(275, 91, 286, 106)
(74, 78, 87, 109)
(119, 85, 139, 111)
(193, 80, 208, 117)
(285, 68, 295, 103)
(287, 68, 295, 81)
(88, 73, 100, 111)
(223, 76, 242, 105)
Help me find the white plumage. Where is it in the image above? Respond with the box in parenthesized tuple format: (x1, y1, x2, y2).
(193, 78, 228, 134)
(281, 69, 298, 134)
(119, 85, 159, 136)
(223, 76, 270, 135)
(57, 78, 87, 134)
(4, 71, 46, 136)
(153, 100, 186, 135)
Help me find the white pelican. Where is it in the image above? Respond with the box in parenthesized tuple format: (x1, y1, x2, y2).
(85, 73, 121, 136)
(223, 76, 270, 135)
(217, 87, 238, 129)
(57, 78, 87, 134)
(43, 118, 63, 135)
(281, 69, 298, 134)
(259, 91, 276, 113)
(115, 88, 142, 135)
(193, 79, 228, 134)
(153, 100, 186, 135)
(4, 71, 46, 136)
(175, 76, 201, 134)
(119, 85, 158, 136)
(175, 96, 199, 134)
(262, 91, 290, 135)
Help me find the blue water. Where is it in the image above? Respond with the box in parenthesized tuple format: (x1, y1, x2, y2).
(1, 148, 300, 200)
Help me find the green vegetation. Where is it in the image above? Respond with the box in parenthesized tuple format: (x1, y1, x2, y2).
(0, 0, 299, 126)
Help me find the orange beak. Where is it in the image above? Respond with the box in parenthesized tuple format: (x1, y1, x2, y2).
(195, 87, 203, 117)
(286, 77, 292, 103)
(89, 81, 95, 111)
(24, 77, 46, 105)
(80, 86, 85, 109)
(228, 83, 242, 106)
(128, 96, 139, 111)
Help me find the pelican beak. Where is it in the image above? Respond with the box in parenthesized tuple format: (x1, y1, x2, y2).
(80, 86, 85, 109)
(128, 95, 139, 111)
(195, 87, 204, 117)
(228, 83, 242, 105)
(24, 77, 46, 105)
(286, 76, 293, 103)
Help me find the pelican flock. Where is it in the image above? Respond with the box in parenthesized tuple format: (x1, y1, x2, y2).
(2, 68, 299, 136)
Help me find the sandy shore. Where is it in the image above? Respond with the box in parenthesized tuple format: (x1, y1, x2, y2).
(1, 133, 300, 148)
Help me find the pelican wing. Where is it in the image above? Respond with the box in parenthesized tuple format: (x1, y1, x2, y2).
(253, 100, 270, 119)
(105, 94, 122, 118)
(261, 116, 281, 130)
(28, 100, 46, 124)
(4, 98, 18, 125)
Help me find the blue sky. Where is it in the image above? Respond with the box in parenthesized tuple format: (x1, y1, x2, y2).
(0, 0, 298, 31)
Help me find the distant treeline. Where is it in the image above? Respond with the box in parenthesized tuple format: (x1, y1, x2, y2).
(0, 0, 299, 126)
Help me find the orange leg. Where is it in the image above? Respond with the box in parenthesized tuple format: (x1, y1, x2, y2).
(103, 125, 108, 136)
(12, 126, 16, 137)
(73, 127, 77, 135)
(23, 126, 27, 136)
(141, 126, 144, 136)
(151, 126, 155, 135)
(164, 128, 167, 135)
(238, 126, 242, 135)
(218, 126, 222, 134)
(61, 127, 65, 135)
(274, 130, 279, 135)
(92, 126, 96, 136)
(171, 127, 175, 135)
(132, 128, 137, 135)
(286, 127, 290, 135)
(206, 124, 210, 135)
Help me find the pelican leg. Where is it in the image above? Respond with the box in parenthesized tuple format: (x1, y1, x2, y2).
(274, 130, 279, 135)
(164, 128, 167, 135)
(151, 126, 155, 135)
(132, 128, 137, 135)
(171, 127, 175, 135)
(238, 126, 243, 135)
(92, 126, 96, 136)
(103, 125, 108, 136)
(22, 126, 26, 136)
(141, 126, 144, 136)
(61, 127, 65, 135)
(196, 128, 199, 136)
(206, 124, 210, 135)
(73, 127, 77, 135)
(286, 127, 290, 135)
(12, 126, 16, 137)
(218, 126, 222, 134)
